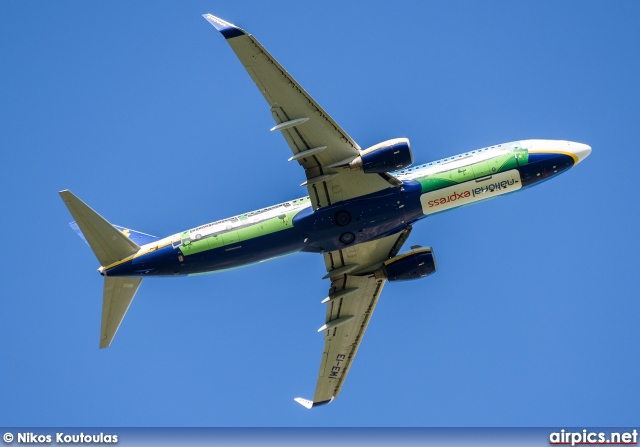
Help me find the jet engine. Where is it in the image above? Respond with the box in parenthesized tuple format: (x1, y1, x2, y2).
(349, 138, 413, 173)
(375, 247, 437, 281)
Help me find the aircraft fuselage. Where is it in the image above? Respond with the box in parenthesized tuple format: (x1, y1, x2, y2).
(102, 139, 588, 278)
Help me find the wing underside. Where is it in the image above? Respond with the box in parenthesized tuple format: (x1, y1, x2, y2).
(297, 227, 412, 407)
(311, 274, 385, 405)
(203, 14, 393, 209)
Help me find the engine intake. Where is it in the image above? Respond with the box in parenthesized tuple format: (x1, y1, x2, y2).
(350, 138, 413, 173)
(375, 247, 437, 281)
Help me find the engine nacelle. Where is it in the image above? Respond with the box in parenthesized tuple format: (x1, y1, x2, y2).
(349, 138, 413, 173)
(375, 247, 437, 281)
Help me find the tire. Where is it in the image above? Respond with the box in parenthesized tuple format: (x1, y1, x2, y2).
(334, 210, 351, 226)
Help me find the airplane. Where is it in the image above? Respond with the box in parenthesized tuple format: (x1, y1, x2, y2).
(59, 14, 591, 409)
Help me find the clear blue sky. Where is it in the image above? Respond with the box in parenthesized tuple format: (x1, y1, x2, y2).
(1, 1, 638, 427)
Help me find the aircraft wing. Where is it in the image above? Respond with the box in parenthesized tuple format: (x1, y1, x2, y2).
(295, 227, 412, 408)
(203, 14, 393, 209)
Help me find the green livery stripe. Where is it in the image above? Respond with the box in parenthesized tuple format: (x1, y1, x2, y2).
(178, 208, 303, 256)
(418, 177, 458, 193)
(416, 149, 528, 194)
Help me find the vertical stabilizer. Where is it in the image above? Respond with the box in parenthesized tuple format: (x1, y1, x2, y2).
(59, 190, 140, 267)
(101, 277, 143, 348)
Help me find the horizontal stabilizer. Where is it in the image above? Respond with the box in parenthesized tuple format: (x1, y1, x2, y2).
(59, 190, 140, 267)
(70, 222, 159, 247)
(101, 277, 143, 348)
(112, 225, 160, 246)
(69, 221, 89, 245)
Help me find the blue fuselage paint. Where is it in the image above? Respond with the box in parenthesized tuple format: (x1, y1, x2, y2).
(520, 153, 575, 188)
(103, 149, 576, 278)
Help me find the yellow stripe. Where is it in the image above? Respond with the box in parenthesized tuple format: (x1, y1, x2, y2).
(528, 149, 578, 164)
(103, 239, 175, 271)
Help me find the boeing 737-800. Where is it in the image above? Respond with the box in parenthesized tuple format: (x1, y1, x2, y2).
(60, 14, 591, 409)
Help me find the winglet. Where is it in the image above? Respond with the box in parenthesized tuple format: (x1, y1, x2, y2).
(202, 14, 246, 39)
(294, 397, 314, 409)
(294, 397, 334, 409)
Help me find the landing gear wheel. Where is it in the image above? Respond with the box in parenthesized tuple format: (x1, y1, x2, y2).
(339, 232, 355, 245)
(334, 210, 352, 226)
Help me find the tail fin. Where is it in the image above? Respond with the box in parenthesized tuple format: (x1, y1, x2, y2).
(59, 190, 144, 348)
(59, 190, 140, 266)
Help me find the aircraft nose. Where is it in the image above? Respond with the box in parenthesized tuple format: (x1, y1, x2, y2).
(568, 141, 592, 164)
